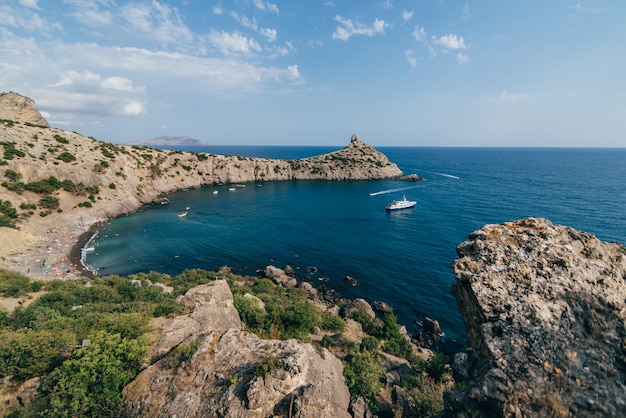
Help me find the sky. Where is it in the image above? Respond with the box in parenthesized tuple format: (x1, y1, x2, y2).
(1, 1, 625, 147)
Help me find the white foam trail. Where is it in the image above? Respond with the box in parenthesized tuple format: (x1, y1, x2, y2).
(369, 185, 420, 196)
(432, 172, 459, 179)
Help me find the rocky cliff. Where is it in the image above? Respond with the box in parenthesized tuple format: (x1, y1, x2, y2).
(122, 279, 351, 417)
(0, 92, 49, 127)
(0, 93, 402, 268)
(446, 218, 626, 417)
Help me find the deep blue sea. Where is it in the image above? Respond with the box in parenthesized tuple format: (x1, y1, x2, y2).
(85, 147, 626, 345)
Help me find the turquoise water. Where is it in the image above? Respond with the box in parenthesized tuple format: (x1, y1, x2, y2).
(86, 147, 626, 344)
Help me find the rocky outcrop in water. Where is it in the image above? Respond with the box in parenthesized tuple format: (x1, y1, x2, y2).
(122, 279, 351, 417)
(446, 218, 626, 417)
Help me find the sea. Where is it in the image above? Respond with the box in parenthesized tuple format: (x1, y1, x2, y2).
(84, 146, 626, 346)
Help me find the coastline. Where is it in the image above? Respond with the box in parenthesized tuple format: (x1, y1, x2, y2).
(68, 221, 105, 279)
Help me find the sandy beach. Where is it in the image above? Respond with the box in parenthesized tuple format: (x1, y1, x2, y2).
(0, 216, 102, 281)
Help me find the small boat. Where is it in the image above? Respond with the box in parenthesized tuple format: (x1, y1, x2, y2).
(177, 211, 187, 218)
(228, 187, 235, 191)
(213, 190, 219, 195)
(185, 206, 191, 211)
(386, 195, 416, 211)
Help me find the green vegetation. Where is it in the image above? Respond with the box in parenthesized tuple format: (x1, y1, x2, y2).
(0, 267, 452, 416)
(0, 268, 210, 417)
(253, 355, 282, 378)
(55, 152, 76, 163)
(164, 340, 201, 369)
(41, 331, 147, 417)
(38, 195, 60, 210)
(53, 134, 69, 144)
(2, 142, 26, 160)
(3, 169, 21, 182)
(231, 281, 345, 342)
(93, 160, 110, 173)
(0, 200, 18, 228)
(343, 350, 384, 408)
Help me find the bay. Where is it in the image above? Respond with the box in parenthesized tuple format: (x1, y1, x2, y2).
(85, 147, 626, 344)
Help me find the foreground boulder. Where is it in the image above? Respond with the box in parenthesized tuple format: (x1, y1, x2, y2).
(123, 280, 350, 417)
(446, 218, 626, 417)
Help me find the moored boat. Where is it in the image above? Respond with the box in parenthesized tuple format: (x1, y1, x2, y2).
(386, 195, 416, 211)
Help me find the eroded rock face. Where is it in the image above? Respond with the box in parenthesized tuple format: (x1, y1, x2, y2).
(123, 279, 351, 417)
(0, 92, 49, 127)
(446, 218, 626, 418)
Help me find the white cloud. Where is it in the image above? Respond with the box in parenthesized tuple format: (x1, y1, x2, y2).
(231, 12, 277, 42)
(0, 6, 62, 34)
(332, 16, 387, 41)
(286, 65, 300, 79)
(456, 52, 469, 64)
(121, 1, 194, 45)
(489, 91, 528, 103)
(405, 50, 417, 70)
(207, 30, 261, 55)
(102, 76, 143, 92)
(433, 34, 466, 50)
(383, 1, 393, 10)
(402, 10, 413, 23)
(35, 69, 148, 119)
(121, 100, 146, 116)
(18, 0, 39, 9)
(253, 0, 279, 15)
(213, 6, 223, 15)
(412, 26, 426, 42)
(462, 3, 472, 20)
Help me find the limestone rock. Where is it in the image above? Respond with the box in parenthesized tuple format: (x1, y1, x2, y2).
(446, 218, 626, 418)
(0, 92, 49, 127)
(123, 281, 351, 417)
(265, 265, 297, 288)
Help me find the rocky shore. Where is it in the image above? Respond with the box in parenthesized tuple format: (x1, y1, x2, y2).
(445, 218, 626, 417)
(0, 92, 404, 281)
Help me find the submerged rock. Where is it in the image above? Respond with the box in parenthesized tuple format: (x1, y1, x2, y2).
(446, 218, 626, 418)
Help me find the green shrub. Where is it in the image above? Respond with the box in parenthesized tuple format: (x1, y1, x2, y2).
(423, 352, 451, 383)
(233, 293, 266, 330)
(108, 182, 116, 189)
(343, 351, 384, 408)
(320, 310, 345, 332)
(253, 355, 282, 378)
(3, 169, 21, 182)
(279, 301, 316, 341)
(252, 278, 274, 293)
(41, 331, 147, 417)
(0, 269, 35, 297)
(2, 143, 25, 160)
(55, 152, 76, 162)
(0, 200, 18, 227)
(23, 176, 60, 194)
(39, 195, 60, 209)
(360, 336, 380, 352)
(164, 340, 200, 369)
(0, 329, 76, 382)
(53, 135, 69, 144)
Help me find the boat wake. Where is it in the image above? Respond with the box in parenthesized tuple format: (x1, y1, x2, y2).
(427, 171, 460, 179)
(369, 185, 421, 196)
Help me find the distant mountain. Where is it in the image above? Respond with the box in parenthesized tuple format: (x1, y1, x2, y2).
(138, 136, 210, 146)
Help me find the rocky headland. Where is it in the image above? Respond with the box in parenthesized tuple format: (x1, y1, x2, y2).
(0, 92, 402, 279)
(446, 218, 626, 417)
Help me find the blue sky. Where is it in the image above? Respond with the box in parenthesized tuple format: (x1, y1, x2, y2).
(1, 1, 624, 146)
